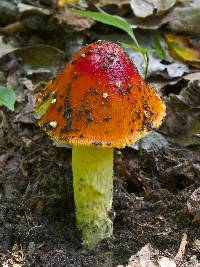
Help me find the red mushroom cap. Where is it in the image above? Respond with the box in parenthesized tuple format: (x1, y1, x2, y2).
(35, 41, 165, 148)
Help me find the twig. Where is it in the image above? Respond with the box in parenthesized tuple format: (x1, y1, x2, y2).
(175, 233, 188, 265)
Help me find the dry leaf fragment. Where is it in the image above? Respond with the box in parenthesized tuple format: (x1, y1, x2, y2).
(54, 8, 93, 32)
(117, 244, 176, 267)
(58, 0, 79, 7)
(183, 72, 200, 81)
(96, 0, 129, 7)
(187, 188, 200, 215)
(167, 6, 200, 34)
(130, 0, 176, 18)
(158, 257, 176, 267)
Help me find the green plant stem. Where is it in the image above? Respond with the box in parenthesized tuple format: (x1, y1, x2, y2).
(72, 145, 113, 249)
(144, 52, 149, 80)
(129, 37, 149, 80)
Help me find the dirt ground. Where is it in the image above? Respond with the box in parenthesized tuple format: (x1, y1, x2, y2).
(1, 111, 200, 267)
(0, 1, 200, 266)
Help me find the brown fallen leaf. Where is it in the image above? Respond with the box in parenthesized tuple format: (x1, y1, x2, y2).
(54, 8, 94, 32)
(117, 243, 176, 267)
(164, 33, 200, 68)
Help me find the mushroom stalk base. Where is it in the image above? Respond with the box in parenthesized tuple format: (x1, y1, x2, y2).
(72, 145, 113, 249)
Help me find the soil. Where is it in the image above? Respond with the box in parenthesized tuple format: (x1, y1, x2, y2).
(1, 110, 200, 266)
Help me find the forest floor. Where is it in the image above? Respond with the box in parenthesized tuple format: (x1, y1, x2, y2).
(0, 0, 200, 266)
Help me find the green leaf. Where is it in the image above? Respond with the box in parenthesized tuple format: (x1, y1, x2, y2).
(73, 9, 135, 40)
(152, 32, 166, 60)
(119, 41, 154, 54)
(0, 86, 16, 111)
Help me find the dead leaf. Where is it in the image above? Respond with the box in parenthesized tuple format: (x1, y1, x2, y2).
(192, 239, 200, 251)
(0, 36, 16, 58)
(158, 257, 176, 267)
(183, 72, 200, 81)
(162, 79, 200, 146)
(96, 0, 129, 7)
(12, 45, 65, 76)
(117, 244, 176, 267)
(20, 77, 35, 91)
(165, 33, 200, 67)
(187, 187, 200, 225)
(57, 0, 79, 7)
(129, 3, 200, 32)
(54, 8, 93, 32)
(187, 187, 200, 215)
(167, 6, 200, 34)
(130, 0, 176, 18)
(178, 80, 200, 107)
(17, 2, 50, 16)
(129, 131, 169, 152)
(128, 14, 170, 30)
(6, 70, 21, 90)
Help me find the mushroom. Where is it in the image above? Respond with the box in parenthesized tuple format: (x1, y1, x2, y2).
(34, 41, 165, 248)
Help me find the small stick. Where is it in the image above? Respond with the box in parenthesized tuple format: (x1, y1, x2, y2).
(175, 233, 188, 264)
